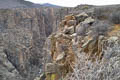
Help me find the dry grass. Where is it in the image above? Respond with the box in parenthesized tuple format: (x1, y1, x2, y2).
(65, 41, 120, 80)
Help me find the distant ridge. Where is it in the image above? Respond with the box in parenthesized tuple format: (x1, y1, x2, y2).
(41, 3, 61, 8)
(0, 0, 61, 8)
(0, 0, 35, 8)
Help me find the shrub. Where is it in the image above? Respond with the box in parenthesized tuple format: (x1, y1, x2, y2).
(93, 8, 104, 19)
(65, 41, 120, 80)
(109, 11, 120, 24)
(92, 21, 111, 36)
(93, 7, 112, 20)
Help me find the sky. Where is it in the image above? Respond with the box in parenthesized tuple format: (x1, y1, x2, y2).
(25, 0, 120, 7)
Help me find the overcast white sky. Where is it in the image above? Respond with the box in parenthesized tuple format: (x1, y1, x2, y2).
(26, 0, 120, 7)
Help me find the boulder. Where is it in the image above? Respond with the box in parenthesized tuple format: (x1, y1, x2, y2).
(81, 36, 106, 60)
(107, 36, 119, 48)
(0, 46, 22, 80)
(65, 14, 75, 21)
(76, 23, 89, 36)
(81, 37, 98, 60)
(82, 38, 94, 49)
(75, 17, 94, 36)
(70, 33, 77, 38)
(107, 36, 118, 42)
(59, 20, 67, 28)
(45, 63, 58, 74)
(56, 52, 65, 62)
(54, 33, 63, 38)
(76, 12, 88, 18)
(75, 12, 88, 24)
(66, 20, 76, 27)
(34, 74, 46, 80)
(63, 26, 75, 35)
(81, 17, 95, 25)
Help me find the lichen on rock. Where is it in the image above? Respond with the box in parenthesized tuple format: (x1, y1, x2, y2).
(44, 10, 120, 80)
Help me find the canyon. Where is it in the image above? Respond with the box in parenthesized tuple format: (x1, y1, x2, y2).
(0, 1, 120, 80)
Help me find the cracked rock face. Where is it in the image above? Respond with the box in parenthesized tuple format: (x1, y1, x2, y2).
(0, 6, 72, 80)
(0, 35, 23, 80)
(1, 4, 120, 80)
(0, 8, 56, 80)
(43, 9, 120, 80)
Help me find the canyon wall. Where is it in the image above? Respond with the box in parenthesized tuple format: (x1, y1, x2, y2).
(1, 4, 120, 80)
(0, 8, 57, 80)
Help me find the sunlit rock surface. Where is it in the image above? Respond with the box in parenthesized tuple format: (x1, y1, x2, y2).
(43, 8, 120, 80)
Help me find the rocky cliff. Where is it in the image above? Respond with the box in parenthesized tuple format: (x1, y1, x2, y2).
(37, 5, 120, 80)
(0, 8, 57, 80)
(0, 4, 120, 80)
(0, 35, 23, 80)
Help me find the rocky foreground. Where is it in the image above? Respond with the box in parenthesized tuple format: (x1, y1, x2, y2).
(35, 9, 120, 80)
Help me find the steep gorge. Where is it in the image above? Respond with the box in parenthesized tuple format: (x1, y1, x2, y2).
(0, 8, 57, 80)
(0, 4, 120, 80)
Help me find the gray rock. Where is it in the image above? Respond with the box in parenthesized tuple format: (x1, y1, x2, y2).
(66, 20, 76, 27)
(81, 17, 95, 25)
(75, 12, 88, 24)
(82, 39, 93, 48)
(0, 8, 56, 79)
(0, 46, 22, 80)
(45, 63, 58, 74)
(56, 52, 65, 62)
(76, 23, 89, 36)
(63, 26, 75, 34)
(108, 36, 119, 43)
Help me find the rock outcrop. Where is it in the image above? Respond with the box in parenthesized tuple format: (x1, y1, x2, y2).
(1, 4, 120, 80)
(42, 12, 94, 80)
(42, 10, 120, 80)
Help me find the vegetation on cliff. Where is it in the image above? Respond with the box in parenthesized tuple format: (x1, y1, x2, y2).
(40, 7, 120, 80)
